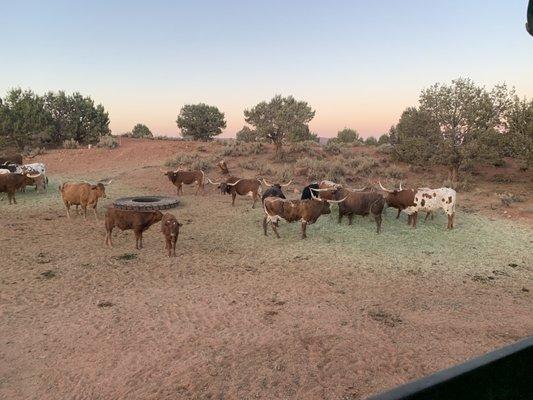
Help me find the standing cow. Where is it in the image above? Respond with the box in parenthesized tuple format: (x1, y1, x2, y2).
(316, 187, 385, 233)
(261, 179, 292, 203)
(209, 176, 262, 208)
(0, 172, 42, 204)
(378, 181, 417, 220)
(263, 189, 347, 239)
(105, 208, 163, 249)
(59, 181, 110, 220)
(161, 169, 206, 195)
(161, 213, 182, 257)
(405, 187, 457, 229)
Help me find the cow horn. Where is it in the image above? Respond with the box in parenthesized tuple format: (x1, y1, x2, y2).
(399, 181, 403, 190)
(349, 186, 366, 192)
(280, 180, 292, 187)
(327, 195, 349, 204)
(310, 187, 334, 192)
(378, 180, 393, 193)
(310, 190, 323, 201)
(26, 172, 41, 179)
(160, 168, 168, 174)
(226, 179, 243, 186)
(262, 178, 273, 187)
(207, 178, 221, 185)
(103, 179, 112, 186)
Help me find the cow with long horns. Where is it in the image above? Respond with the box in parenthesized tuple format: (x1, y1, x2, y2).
(300, 180, 341, 200)
(261, 178, 292, 203)
(208, 176, 262, 208)
(161, 169, 206, 195)
(263, 189, 347, 239)
(0, 171, 42, 204)
(315, 186, 385, 233)
(378, 181, 417, 221)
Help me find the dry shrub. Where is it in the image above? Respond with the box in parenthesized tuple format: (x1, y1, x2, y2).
(165, 154, 215, 171)
(288, 141, 322, 157)
(97, 136, 119, 149)
(384, 164, 406, 179)
(275, 166, 293, 182)
(490, 174, 514, 183)
(63, 139, 80, 149)
(221, 141, 265, 157)
(442, 178, 473, 192)
(239, 160, 272, 175)
(324, 140, 342, 155)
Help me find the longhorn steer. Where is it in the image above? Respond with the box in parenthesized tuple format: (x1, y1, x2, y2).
(59, 181, 110, 219)
(209, 176, 262, 208)
(263, 189, 347, 239)
(300, 180, 340, 200)
(105, 208, 163, 249)
(162, 169, 206, 195)
(261, 178, 291, 203)
(0, 172, 41, 204)
(404, 187, 457, 229)
(378, 181, 417, 220)
(318, 187, 385, 233)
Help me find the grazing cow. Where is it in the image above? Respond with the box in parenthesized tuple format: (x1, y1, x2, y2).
(161, 213, 182, 257)
(0, 172, 42, 204)
(59, 181, 110, 219)
(261, 179, 292, 203)
(161, 169, 206, 195)
(105, 208, 163, 249)
(318, 187, 385, 233)
(404, 187, 457, 229)
(209, 176, 262, 208)
(263, 189, 347, 239)
(0, 154, 23, 165)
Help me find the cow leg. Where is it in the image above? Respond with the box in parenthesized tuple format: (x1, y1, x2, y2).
(412, 212, 418, 228)
(252, 194, 257, 209)
(447, 213, 455, 229)
(105, 227, 113, 247)
(231, 193, 236, 206)
(270, 222, 281, 239)
(348, 214, 354, 226)
(396, 208, 401, 219)
(64, 202, 71, 218)
(172, 237, 177, 257)
(263, 216, 268, 236)
(301, 221, 307, 239)
(425, 212, 431, 222)
(407, 214, 412, 226)
(134, 231, 142, 249)
(338, 211, 343, 224)
(93, 206, 98, 220)
(82, 205, 87, 220)
(374, 213, 382, 234)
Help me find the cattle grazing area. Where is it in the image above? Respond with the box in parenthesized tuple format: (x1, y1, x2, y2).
(0, 138, 532, 400)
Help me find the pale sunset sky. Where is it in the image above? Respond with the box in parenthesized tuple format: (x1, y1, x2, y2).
(1, 1, 532, 138)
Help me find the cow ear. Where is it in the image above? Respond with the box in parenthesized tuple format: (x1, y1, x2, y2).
(91, 185, 97, 190)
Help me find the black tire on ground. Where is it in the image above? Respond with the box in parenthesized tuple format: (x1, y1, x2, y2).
(112, 196, 180, 211)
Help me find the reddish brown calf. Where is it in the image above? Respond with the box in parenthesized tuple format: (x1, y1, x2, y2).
(161, 213, 182, 257)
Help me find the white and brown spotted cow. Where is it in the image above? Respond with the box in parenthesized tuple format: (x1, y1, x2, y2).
(404, 187, 457, 229)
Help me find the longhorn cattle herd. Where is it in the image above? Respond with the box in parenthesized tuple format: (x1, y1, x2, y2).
(1, 151, 458, 256)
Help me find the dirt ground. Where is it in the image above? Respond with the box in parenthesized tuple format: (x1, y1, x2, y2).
(1, 138, 532, 400)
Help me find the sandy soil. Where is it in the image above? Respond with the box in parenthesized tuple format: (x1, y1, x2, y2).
(0, 138, 532, 400)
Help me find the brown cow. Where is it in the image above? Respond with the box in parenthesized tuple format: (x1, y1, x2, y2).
(59, 181, 110, 220)
(0, 153, 23, 165)
(105, 207, 163, 249)
(161, 213, 182, 257)
(378, 181, 417, 222)
(263, 190, 347, 239)
(0, 172, 41, 204)
(209, 176, 262, 208)
(318, 187, 385, 233)
(161, 169, 205, 195)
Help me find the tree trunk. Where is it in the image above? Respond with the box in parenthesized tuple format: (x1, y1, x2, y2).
(448, 165, 458, 185)
(274, 141, 283, 160)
